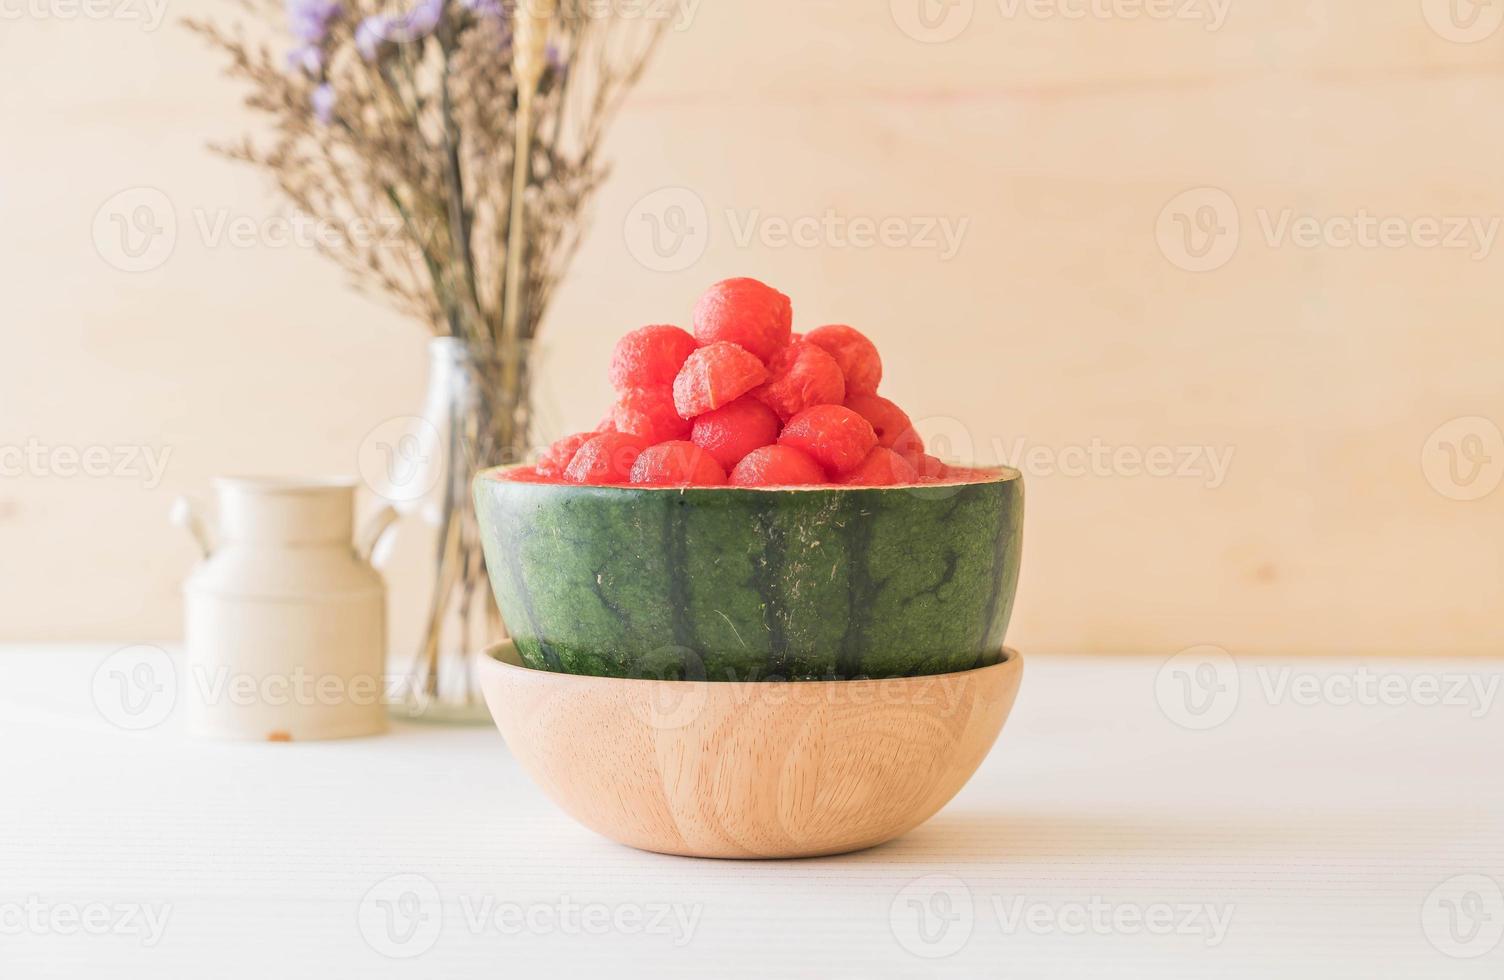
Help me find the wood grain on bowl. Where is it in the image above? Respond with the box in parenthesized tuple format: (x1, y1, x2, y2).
(477, 642, 1023, 859)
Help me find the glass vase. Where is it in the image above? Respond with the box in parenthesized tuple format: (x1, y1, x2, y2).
(371, 336, 531, 723)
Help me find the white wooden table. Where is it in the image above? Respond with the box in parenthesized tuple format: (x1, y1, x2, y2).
(4, 647, 1501, 978)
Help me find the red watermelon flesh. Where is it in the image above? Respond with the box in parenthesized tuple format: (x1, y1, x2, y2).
(728, 445, 826, 487)
(754, 341, 846, 421)
(629, 441, 728, 486)
(563, 432, 651, 485)
(804, 324, 881, 397)
(691, 277, 792, 362)
(673, 342, 770, 418)
(778, 405, 878, 476)
(525, 278, 992, 487)
(690, 395, 781, 470)
(612, 385, 691, 443)
(536, 431, 595, 478)
(609, 324, 698, 390)
(839, 448, 919, 486)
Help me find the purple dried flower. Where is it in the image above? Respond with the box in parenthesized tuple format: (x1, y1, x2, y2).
(460, 0, 503, 15)
(355, 0, 446, 61)
(286, 43, 324, 76)
(403, 0, 444, 37)
(311, 82, 336, 124)
(355, 15, 390, 60)
(285, 0, 341, 44)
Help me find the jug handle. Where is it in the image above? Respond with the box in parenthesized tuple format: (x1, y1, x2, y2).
(358, 504, 400, 563)
(170, 495, 214, 559)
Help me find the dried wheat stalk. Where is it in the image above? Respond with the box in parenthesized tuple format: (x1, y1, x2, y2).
(186, 0, 664, 448)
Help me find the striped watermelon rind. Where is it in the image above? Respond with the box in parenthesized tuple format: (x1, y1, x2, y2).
(474, 465, 1023, 681)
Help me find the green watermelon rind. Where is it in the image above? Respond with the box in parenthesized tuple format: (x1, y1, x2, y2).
(474, 465, 1023, 681)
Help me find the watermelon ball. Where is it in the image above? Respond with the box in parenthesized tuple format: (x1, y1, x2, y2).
(563, 432, 651, 485)
(804, 324, 881, 397)
(778, 404, 877, 476)
(754, 341, 846, 421)
(689, 395, 781, 470)
(839, 448, 919, 486)
(611, 385, 691, 443)
(890, 426, 926, 462)
(845, 393, 918, 451)
(672, 341, 769, 418)
(629, 441, 728, 486)
(691, 277, 792, 363)
(914, 453, 949, 482)
(728, 445, 827, 487)
(535, 431, 595, 478)
(608, 324, 698, 391)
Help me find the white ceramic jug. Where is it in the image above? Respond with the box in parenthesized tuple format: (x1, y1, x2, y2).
(173, 477, 397, 741)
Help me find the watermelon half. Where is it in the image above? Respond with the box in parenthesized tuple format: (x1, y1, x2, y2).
(474, 466, 1023, 681)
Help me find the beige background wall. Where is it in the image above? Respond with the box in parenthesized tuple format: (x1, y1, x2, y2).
(2, 0, 1500, 655)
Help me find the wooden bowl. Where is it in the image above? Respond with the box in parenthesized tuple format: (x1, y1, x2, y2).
(476, 640, 1023, 859)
